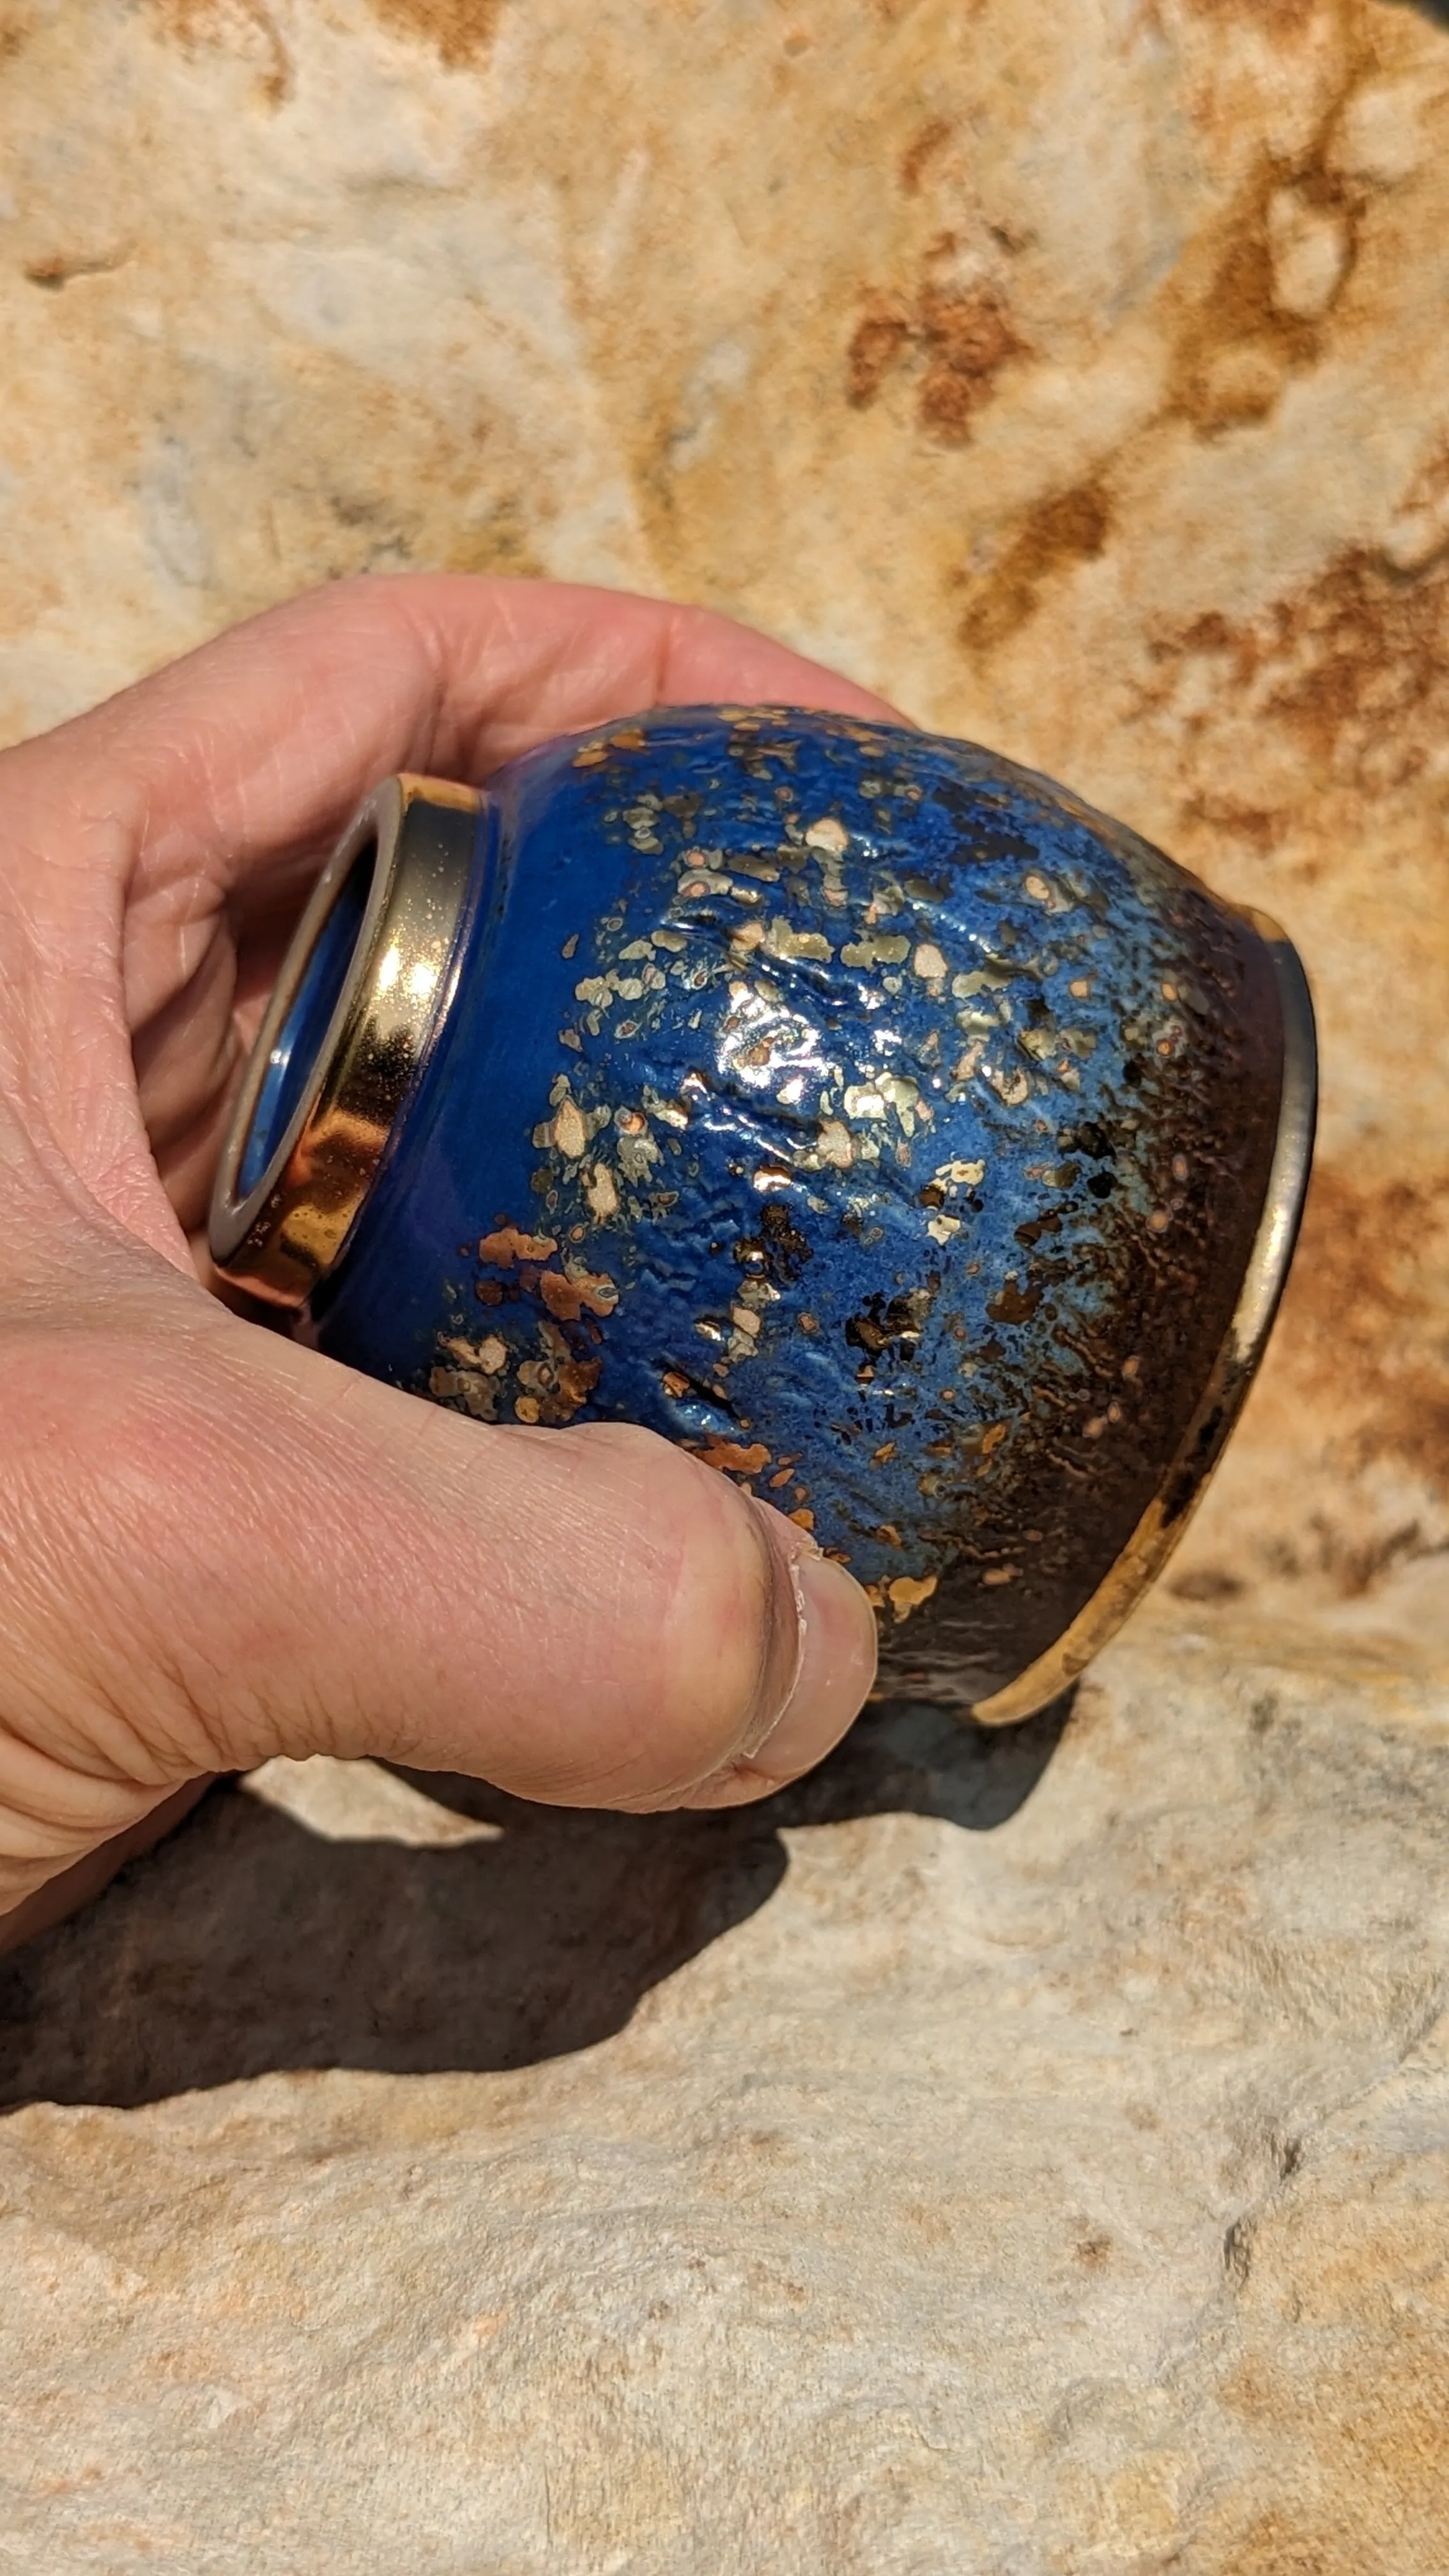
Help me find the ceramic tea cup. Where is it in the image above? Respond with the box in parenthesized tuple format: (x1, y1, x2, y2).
(210, 707, 1315, 1717)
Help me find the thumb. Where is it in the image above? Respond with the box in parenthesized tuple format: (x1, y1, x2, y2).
(0, 1293, 877, 1912)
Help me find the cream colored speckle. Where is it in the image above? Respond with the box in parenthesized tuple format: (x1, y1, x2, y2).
(985, 1065, 1032, 1107)
(842, 931, 910, 968)
(764, 917, 833, 963)
(585, 1162, 618, 1219)
(438, 1333, 509, 1376)
(1022, 871, 1075, 914)
(803, 816, 848, 855)
(878, 1072, 924, 1128)
(553, 1098, 588, 1161)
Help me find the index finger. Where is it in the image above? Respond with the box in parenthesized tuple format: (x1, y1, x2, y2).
(25, 574, 905, 904)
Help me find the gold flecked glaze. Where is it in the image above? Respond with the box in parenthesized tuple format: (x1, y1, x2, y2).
(212, 728, 1315, 1721)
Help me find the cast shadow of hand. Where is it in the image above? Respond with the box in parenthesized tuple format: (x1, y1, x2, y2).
(0, 1694, 1074, 2112)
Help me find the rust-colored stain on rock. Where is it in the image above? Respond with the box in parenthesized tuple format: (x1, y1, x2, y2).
(1200, 2173, 1449, 2572)
(145, 0, 291, 100)
(848, 277, 1025, 440)
(1262, 1163, 1449, 1552)
(1184, 0, 1320, 31)
(956, 479, 1114, 656)
(367, 0, 503, 67)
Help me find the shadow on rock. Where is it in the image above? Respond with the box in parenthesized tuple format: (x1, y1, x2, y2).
(0, 1693, 1073, 2112)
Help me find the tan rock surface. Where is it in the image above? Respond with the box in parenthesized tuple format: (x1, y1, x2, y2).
(6, 1604, 1449, 2572)
(0, 0, 1446, 2565)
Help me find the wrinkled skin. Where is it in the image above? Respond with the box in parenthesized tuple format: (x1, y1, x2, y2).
(0, 578, 882, 1951)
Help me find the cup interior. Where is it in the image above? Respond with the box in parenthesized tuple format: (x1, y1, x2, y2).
(235, 838, 378, 1200)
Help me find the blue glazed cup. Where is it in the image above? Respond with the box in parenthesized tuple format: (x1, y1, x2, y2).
(210, 709, 1314, 1719)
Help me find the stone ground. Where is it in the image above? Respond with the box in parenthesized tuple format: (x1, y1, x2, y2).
(1, 0, 1446, 2564)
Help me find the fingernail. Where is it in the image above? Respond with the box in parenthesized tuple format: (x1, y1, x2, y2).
(688, 1512, 878, 1807)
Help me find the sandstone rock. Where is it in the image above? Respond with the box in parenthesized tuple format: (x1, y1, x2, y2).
(4, 1593, 1449, 2572)
(0, 0, 1446, 2564)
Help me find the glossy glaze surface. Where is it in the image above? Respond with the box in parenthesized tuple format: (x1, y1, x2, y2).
(256, 709, 1300, 1710)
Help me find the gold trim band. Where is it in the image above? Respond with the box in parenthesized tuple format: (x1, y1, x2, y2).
(970, 914, 1317, 1725)
(209, 776, 480, 1310)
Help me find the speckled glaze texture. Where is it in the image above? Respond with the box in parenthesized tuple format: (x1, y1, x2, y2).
(302, 709, 1287, 1707)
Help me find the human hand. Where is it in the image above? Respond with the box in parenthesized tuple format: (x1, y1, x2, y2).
(0, 576, 884, 1949)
